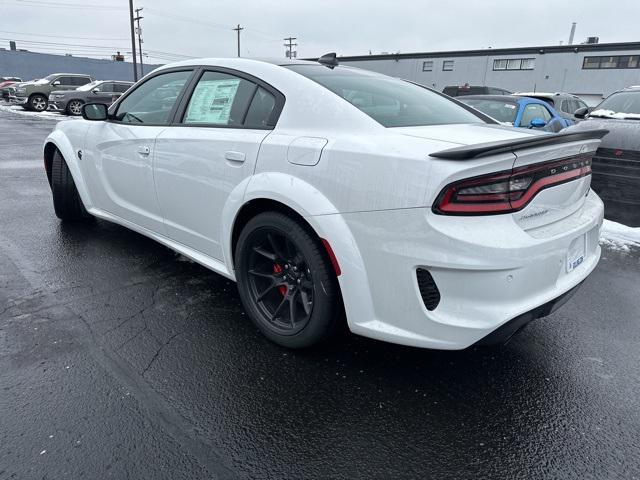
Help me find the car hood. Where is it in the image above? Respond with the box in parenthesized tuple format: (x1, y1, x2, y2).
(564, 118, 640, 151)
(391, 122, 543, 147)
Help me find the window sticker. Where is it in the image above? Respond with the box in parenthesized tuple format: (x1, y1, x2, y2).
(185, 78, 240, 123)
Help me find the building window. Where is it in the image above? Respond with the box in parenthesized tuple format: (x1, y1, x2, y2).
(493, 59, 507, 70)
(422, 60, 433, 72)
(442, 60, 454, 71)
(583, 55, 640, 69)
(520, 58, 535, 70)
(493, 58, 535, 71)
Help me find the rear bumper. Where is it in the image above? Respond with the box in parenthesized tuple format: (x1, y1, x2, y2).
(320, 190, 604, 350)
(475, 281, 582, 346)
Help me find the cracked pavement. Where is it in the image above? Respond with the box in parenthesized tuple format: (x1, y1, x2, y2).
(1, 109, 639, 479)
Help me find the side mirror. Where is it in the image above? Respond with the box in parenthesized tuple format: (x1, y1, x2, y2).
(91, 88, 100, 94)
(529, 118, 547, 128)
(52, 80, 61, 86)
(82, 103, 109, 121)
(574, 106, 589, 119)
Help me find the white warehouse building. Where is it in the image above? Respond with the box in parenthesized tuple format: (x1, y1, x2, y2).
(337, 41, 640, 105)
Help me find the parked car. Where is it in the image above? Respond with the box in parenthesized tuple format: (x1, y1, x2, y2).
(48, 80, 133, 115)
(43, 57, 606, 350)
(0, 77, 22, 101)
(12, 73, 94, 111)
(443, 84, 512, 97)
(458, 95, 571, 132)
(513, 92, 589, 123)
(563, 86, 640, 226)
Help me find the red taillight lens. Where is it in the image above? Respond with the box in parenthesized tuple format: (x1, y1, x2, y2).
(433, 155, 592, 215)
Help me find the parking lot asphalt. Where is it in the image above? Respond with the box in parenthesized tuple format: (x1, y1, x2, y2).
(1, 106, 639, 480)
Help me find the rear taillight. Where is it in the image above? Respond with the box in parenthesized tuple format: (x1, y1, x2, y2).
(433, 155, 592, 215)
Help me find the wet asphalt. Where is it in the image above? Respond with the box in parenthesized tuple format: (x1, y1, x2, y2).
(0, 106, 639, 480)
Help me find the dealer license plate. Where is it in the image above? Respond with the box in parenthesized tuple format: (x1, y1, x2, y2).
(566, 234, 586, 273)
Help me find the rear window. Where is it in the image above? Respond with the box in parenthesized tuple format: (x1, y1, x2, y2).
(286, 65, 484, 128)
(460, 99, 519, 124)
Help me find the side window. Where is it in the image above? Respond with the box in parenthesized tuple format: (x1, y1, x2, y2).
(98, 83, 113, 92)
(561, 100, 569, 113)
(520, 104, 551, 126)
(73, 77, 92, 86)
(114, 70, 192, 125)
(244, 87, 277, 128)
(183, 71, 256, 126)
(55, 76, 74, 86)
(114, 83, 131, 94)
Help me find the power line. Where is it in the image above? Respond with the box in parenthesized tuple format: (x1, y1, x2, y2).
(0, 29, 128, 41)
(4, 0, 122, 10)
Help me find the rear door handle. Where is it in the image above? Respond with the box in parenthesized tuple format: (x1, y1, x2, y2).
(137, 145, 151, 156)
(224, 151, 245, 163)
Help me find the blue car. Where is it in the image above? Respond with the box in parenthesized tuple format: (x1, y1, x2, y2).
(458, 95, 572, 132)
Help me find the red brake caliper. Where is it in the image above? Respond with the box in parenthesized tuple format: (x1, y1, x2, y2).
(273, 264, 287, 296)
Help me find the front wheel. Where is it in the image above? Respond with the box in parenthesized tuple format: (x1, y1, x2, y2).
(66, 99, 84, 116)
(235, 212, 342, 348)
(29, 94, 48, 112)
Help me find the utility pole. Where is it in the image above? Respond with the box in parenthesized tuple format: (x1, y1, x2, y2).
(134, 7, 144, 78)
(128, 0, 138, 81)
(284, 36, 297, 59)
(233, 24, 243, 57)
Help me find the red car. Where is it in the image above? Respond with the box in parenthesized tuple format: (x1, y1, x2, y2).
(0, 77, 22, 101)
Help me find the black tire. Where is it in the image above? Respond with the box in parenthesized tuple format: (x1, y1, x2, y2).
(65, 99, 84, 116)
(51, 149, 93, 222)
(235, 211, 342, 348)
(29, 94, 48, 112)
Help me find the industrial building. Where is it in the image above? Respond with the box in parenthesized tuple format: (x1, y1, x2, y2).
(0, 48, 159, 82)
(339, 41, 640, 105)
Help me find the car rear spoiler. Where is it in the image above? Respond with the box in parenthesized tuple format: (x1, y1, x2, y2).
(429, 129, 609, 160)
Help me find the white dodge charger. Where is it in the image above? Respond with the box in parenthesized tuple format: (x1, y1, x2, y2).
(43, 56, 607, 349)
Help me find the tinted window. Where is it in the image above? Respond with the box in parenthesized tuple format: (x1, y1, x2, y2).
(115, 70, 192, 125)
(244, 87, 276, 128)
(72, 76, 92, 86)
(596, 91, 640, 115)
(97, 82, 113, 92)
(460, 99, 519, 123)
(55, 76, 74, 86)
(287, 65, 483, 127)
(561, 100, 569, 113)
(183, 71, 256, 126)
(114, 83, 131, 93)
(520, 103, 552, 127)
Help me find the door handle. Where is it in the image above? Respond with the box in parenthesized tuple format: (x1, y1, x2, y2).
(224, 151, 245, 163)
(137, 145, 151, 156)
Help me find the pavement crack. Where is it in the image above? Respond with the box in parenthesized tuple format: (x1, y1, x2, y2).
(141, 330, 183, 377)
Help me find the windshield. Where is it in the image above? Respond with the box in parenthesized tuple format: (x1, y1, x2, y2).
(591, 91, 640, 118)
(34, 74, 57, 85)
(286, 65, 484, 127)
(459, 98, 519, 124)
(77, 81, 101, 91)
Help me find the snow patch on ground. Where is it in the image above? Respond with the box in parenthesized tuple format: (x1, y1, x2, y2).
(0, 103, 73, 122)
(600, 219, 640, 252)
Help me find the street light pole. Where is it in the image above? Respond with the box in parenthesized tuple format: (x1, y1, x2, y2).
(128, 0, 138, 81)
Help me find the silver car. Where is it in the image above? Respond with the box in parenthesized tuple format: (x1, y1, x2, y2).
(48, 80, 133, 115)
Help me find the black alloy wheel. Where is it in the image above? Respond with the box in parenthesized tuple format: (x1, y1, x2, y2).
(236, 212, 342, 348)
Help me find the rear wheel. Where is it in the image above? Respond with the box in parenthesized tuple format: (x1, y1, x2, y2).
(66, 99, 84, 116)
(235, 212, 342, 348)
(29, 94, 48, 112)
(51, 149, 93, 222)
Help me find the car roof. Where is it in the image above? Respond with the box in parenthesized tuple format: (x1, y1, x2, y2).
(49, 73, 93, 76)
(458, 95, 522, 102)
(622, 85, 640, 91)
(95, 80, 134, 83)
(513, 92, 579, 99)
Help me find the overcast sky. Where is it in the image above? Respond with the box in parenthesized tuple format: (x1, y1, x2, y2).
(2, 0, 638, 64)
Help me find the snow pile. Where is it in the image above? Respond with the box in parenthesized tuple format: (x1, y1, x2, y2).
(0, 103, 72, 121)
(600, 219, 640, 252)
(590, 109, 640, 120)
